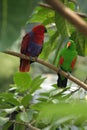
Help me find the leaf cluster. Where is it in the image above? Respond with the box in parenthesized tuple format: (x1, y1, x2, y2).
(0, 73, 87, 130)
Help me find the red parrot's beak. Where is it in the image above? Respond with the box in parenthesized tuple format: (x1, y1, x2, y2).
(67, 42, 71, 48)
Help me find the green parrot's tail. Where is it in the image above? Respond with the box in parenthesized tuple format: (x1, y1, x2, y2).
(57, 73, 67, 88)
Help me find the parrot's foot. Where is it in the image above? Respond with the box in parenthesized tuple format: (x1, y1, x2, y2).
(57, 67, 62, 74)
(34, 56, 38, 62)
(29, 56, 33, 61)
(29, 56, 38, 62)
(29, 56, 35, 64)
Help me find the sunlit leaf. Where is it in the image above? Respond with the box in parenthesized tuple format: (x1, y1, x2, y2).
(30, 75, 46, 93)
(4, 106, 18, 114)
(35, 102, 87, 126)
(14, 72, 32, 91)
(0, 117, 9, 125)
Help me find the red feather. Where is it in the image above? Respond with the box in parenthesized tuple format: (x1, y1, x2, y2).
(71, 57, 77, 70)
(21, 34, 30, 53)
(59, 57, 64, 65)
(19, 34, 30, 72)
(19, 25, 46, 72)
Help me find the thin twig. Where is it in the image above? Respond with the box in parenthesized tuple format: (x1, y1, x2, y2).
(39, 3, 87, 18)
(3, 51, 87, 91)
(70, 87, 80, 94)
(9, 120, 40, 130)
(46, 0, 87, 36)
(39, 3, 53, 10)
(70, 78, 87, 95)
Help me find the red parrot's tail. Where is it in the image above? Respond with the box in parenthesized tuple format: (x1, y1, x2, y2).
(19, 59, 30, 72)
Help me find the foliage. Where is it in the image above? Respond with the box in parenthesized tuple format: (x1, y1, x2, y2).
(0, 0, 40, 50)
(0, 73, 87, 130)
(0, 0, 87, 130)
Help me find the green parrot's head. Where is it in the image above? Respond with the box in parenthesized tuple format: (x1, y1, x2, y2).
(66, 40, 76, 50)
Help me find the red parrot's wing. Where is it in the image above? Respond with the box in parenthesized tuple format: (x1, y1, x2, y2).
(71, 57, 77, 70)
(20, 33, 31, 72)
(59, 56, 64, 65)
(21, 33, 30, 54)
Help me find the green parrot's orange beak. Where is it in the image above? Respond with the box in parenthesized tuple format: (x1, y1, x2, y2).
(67, 42, 71, 48)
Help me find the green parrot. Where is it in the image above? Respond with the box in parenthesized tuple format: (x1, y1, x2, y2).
(57, 40, 77, 88)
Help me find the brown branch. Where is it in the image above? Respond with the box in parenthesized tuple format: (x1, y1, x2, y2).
(39, 3, 87, 18)
(3, 51, 87, 91)
(46, 0, 87, 36)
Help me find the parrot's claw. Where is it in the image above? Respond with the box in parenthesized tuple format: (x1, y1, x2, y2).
(34, 56, 38, 62)
(29, 56, 37, 62)
(67, 72, 71, 79)
(57, 67, 62, 74)
(29, 56, 33, 62)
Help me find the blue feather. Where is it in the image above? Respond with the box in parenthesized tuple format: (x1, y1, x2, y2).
(27, 31, 42, 57)
(28, 41, 42, 56)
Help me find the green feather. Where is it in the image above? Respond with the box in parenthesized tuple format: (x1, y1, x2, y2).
(58, 40, 77, 79)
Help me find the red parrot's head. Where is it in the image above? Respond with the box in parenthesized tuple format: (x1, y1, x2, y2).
(32, 25, 47, 34)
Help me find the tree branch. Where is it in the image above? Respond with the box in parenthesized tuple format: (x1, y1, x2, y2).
(39, 3, 87, 18)
(46, 0, 87, 36)
(3, 51, 87, 91)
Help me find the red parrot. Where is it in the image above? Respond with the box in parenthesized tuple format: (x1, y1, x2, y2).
(19, 25, 47, 72)
(57, 40, 77, 88)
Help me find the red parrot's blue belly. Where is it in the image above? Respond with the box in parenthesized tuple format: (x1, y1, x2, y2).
(28, 41, 42, 57)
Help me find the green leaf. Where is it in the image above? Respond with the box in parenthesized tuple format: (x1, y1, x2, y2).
(0, 92, 14, 99)
(40, 30, 59, 60)
(4, 106, 18, 114)
(29, 6, 54, 25)
(2, 122, 13, 130)
(0, 117, 9, 126)
(21, 94, 32, 107)
(71, 31, 87, 56)
(14, 72, 32, 91)
(35, 101, 87, 126)
(55, 12, 69, 38)
(14, 123, 25, 130)
(20, 110, 33, 122)
(0, 92, 20, 107)
(30, 76, 46, 93)
(0, 0, 39, 51)
(6, 97, 20, 106)
(53, 38, 66, 66)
